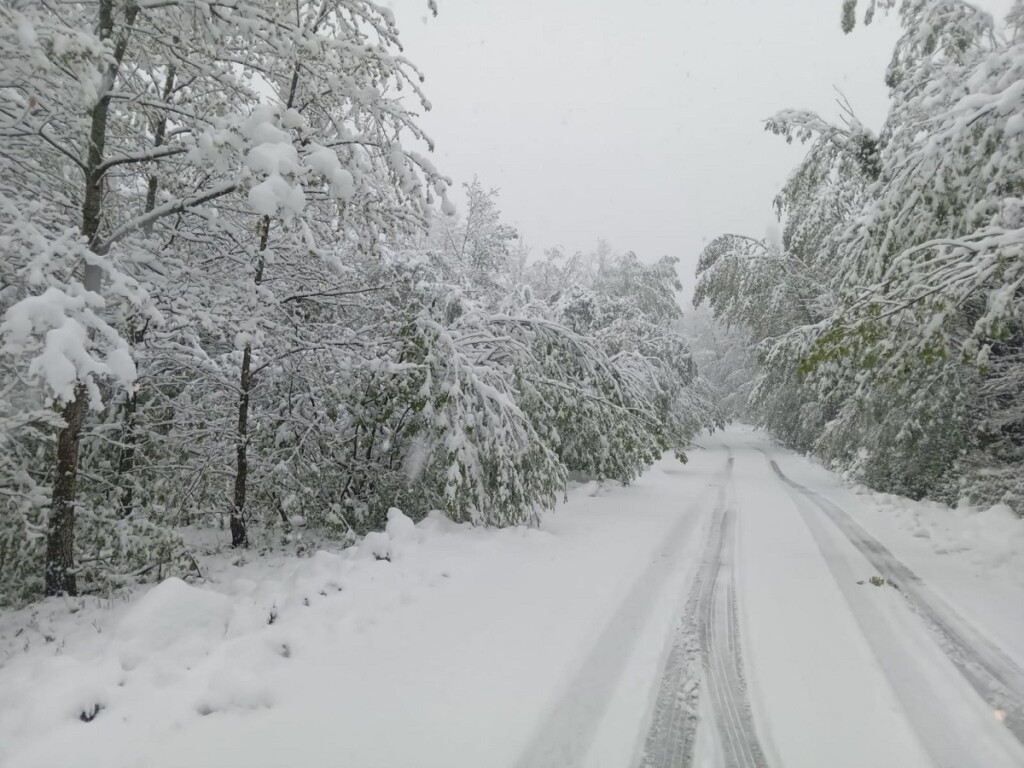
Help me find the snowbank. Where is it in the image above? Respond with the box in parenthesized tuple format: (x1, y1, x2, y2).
(0, 455, 712, 768)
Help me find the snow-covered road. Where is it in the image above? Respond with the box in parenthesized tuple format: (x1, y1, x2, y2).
(1, 426, 1023, 768)
(715, 431, 1024, 768)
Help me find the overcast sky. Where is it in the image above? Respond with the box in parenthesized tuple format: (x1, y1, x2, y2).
(386, 0, 1013, 293)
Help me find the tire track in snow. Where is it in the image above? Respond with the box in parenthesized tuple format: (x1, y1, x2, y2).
(640, 454, 769, 768)
(510, 473, 713, 768)
(768, 456, 1024, 757)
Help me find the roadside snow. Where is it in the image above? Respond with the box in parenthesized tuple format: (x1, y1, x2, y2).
(768, 441, 1024, 669)
(0, 453, 713, 768)
(3, 428, 1022, 768)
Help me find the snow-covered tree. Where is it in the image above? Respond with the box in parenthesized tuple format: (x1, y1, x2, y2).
(0, 0, 450, 599)
(0, 6, 722, 606)
(697, 0, 1024, 511)
(684, 307, 757, 422)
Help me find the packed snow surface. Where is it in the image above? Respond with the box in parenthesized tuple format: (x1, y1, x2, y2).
(1, 426, 1022, 768)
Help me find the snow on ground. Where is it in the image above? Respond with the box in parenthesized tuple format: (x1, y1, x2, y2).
(727, 436, 934, 768)
(2, 426, 1023, 768)
(764, 431, 1024, 669)
(724, 426, 1024, 768)
(0, 451, 720, 768)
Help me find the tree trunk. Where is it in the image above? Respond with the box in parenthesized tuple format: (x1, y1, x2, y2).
(231, 342, 253, 548)
(115, 62, 173, 518)
(229, 218, 270, 547)
(44, 390, 87, 595)
(116, 389, 138, 518)
(226, 46, 308, 547)
(45, 0, 139, 595)
(143, 64, 175, 233)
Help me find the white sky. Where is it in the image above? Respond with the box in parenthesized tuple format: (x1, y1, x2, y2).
(387, 0, 1014, 293)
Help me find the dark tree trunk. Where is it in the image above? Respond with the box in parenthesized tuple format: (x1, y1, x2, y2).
(143, 64, 175, 234)
(231, 343, 253, 548)
(116, 320, 149, 517)
(45, 0, 139, 595)
(45, 390, 87, 595)
(226, 43, 308, 546)
(229, 217, 269, 548)
(115, 61, 171, 518)
(116, 389, 138, 518)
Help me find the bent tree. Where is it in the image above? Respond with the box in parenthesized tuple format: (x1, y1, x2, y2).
(1, 3, 719, 606)
(0, 0, 446, 592)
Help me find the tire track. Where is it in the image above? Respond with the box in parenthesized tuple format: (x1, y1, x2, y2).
(511, 475, 713, 768)
(641, 455, 769, 768)
(768, 456, 1024, 750)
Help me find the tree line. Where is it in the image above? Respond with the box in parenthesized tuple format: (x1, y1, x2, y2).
(694, 0, 1024, 512)
(0, 1, 718, 606)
